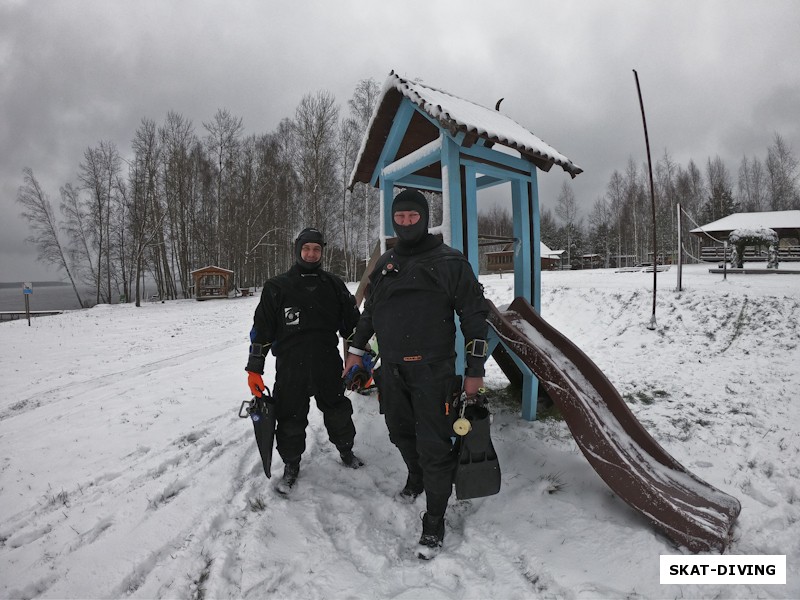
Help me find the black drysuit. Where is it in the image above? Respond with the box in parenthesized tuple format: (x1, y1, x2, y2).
(247, 264, 360, 464)
(351, 236, 489, 514)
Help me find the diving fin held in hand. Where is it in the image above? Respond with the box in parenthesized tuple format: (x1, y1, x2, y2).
(239, 388, 277, 478)
(453, 391, 501, 500)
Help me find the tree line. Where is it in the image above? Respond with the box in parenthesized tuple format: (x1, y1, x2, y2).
(18, 79, 383, 307)
(478, 134, 799, 269)
(18, 80, 800, 306)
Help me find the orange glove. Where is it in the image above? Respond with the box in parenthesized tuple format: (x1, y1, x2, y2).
(247, 371, 265, 397)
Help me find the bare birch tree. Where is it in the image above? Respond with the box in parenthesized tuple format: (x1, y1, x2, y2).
(738, 154, 768, 212)
(655, 150, 678, 262)
(61, 182, 97, 296)
(623, 158, 644, 261)
(337, 116, 361, 279)
(292, 91, 340, 247)
(347, 78, 381, 274)
(203, 108, 244, 265)
(539, 207, 558, 248)
(588, 196, 612, 266)
(17, 168, 84, 306)
(129, 119, 162, 306)
(555, 181, 579, 266)
(702, 156, 737, 222)
(79, 141, 122, 303)
(160, 111, 197, 297)
(766, 133, 799, 210)
(606, 170, 625, 265)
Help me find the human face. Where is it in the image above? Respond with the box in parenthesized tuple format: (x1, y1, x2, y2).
(393, 210, 421, 226)
(300, 242, 322, 264)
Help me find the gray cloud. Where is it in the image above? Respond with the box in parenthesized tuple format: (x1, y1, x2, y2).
(2, 0, 799, 280)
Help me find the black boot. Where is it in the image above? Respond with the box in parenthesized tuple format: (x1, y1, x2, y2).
(340, 450, 364, 469)
(276, 461, 300, 496)
(416, 512, 445, 560)
(398, 471, 424, 501)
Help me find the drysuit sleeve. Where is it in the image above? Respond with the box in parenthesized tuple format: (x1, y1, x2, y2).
(336, 279, 361, 343)
(246, 284, 279, 374)
(349, 279, 375, 352)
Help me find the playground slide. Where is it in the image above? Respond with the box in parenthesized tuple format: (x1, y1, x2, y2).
(488, 297, 741, 553)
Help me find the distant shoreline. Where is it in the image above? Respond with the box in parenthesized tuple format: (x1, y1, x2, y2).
(0, 281, 69, 289)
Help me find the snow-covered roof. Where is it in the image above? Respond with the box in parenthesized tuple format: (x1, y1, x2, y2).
(488, 241, 564, 257)
(349, 71, 582, 188)
(728, 227, 778, 243)
(690, 211, 800, 236)
(541, 241, 564, 257)
(189, 265, 234, 275)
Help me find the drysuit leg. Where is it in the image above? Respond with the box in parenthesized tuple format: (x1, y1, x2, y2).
(272, 356, 312, 464)
(312, 350, 357, 452)
(380, 359, 457, 513)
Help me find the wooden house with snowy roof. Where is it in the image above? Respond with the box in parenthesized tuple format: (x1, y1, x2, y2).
(690, 210, 800, 262)
(486, 241, 564, 272)
(348, 71, 581, 419)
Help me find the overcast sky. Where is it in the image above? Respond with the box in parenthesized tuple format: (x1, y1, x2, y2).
(2, 0, 799, 281)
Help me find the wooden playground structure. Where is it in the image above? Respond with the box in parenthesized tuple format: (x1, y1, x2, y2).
(347, 71, 740, 551)
(348, 70, 582, 420)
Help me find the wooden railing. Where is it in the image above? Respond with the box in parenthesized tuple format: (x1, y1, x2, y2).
(700, 246, 800, 262)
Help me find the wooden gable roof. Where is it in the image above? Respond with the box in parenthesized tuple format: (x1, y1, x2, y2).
(349, 71, 582, 189)
(190, 265, 234, 276)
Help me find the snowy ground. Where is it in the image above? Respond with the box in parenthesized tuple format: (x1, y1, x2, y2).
(1, 263, 798, 599)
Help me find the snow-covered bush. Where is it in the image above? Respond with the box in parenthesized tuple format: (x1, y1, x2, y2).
(727, 227, 779, 268)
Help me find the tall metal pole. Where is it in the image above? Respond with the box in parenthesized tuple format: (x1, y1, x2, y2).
(676, 203, 683, 291)
(633, 69, 658, 330)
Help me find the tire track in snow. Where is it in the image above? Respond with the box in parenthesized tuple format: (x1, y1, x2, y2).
(0, 412, 255, 599)
(111, 437, 262, 599)
(0, 337, 243, 421)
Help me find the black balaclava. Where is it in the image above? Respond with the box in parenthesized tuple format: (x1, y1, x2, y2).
(294, 227, 325, 271)
(392, 189, 429, 247)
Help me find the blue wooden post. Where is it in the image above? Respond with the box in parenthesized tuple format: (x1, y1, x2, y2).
(441, 134, 466, 375)
(380, 178, 394, 251)
(485, 327, 539, 420)
(441, 135, 463, 251)
(464, 164, 480, 274)
(510, 174, 540, 420)
(511, 178, 532, 303)
(530, 168, 542, 312)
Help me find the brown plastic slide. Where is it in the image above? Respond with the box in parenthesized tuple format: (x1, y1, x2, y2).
(488, 297, 741, 552)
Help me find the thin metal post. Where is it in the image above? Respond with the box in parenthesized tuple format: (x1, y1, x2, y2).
(676, 203, 682, 291)
(23, 282, 32, 326)
(723, 241, 728, 281)
(633, 69, 658, 329)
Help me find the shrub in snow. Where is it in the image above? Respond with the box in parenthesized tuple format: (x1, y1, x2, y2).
(767, 244, 780, 269)
(727, 227, 779, 268)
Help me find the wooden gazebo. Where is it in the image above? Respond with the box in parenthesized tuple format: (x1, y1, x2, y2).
(190, 266, 233, 300)
(690, 210, 800, 263)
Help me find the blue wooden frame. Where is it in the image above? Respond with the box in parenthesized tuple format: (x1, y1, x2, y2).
(372, 97, 544, 420)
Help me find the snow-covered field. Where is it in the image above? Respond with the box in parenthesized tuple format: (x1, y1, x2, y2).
(1, 263, 798, 599)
